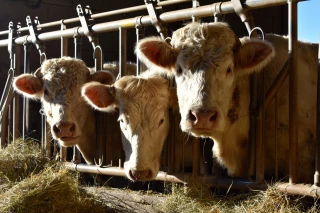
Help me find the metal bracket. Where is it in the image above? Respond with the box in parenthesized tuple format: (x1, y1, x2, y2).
(77, 4, 98, 48)
(26, 16, 46, 64)
(77, 4, 102, 71)
(231, 0, 255, 34)
(192, 0, 200, 22)
(145, 0, 168, 40)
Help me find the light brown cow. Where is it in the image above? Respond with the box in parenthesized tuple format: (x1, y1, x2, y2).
(82, 72, 177, 181)
(136, 22, 318, 183)
(13, 57, 115, 164)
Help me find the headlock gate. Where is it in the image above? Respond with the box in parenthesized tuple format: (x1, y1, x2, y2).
(0, 0, 319, 197)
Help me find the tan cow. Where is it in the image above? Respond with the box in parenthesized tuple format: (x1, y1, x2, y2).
(136, 22, 318, 183)
(82, 72, 177, 181)
(13, 57, 115, 164)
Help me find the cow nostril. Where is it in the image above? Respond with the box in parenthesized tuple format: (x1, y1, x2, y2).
(187, 110, 197, 121)
(209, 111, 218, 122)
(70, 124, 75, 133)
(53, 125, 61, 134)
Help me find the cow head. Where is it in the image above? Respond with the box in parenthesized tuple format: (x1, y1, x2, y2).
(136, 22, 275, 140)
(82, 73, 177, 181)
(13, 57, 115, 164)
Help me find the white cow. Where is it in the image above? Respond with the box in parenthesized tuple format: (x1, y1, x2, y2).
(82, 72, 177, 181)
(136, 22, 318, 183)
(13, 57, 115, 164)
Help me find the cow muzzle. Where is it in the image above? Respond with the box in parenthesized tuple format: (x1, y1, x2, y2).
(185, 108, 218, 131)
(128, 169, 153, 181)
(52, 121, 76, 140)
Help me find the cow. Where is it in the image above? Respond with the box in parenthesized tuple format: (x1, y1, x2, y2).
(81, 71, 178, 181)
(13, 56, 115, 164)
(135, 22, 318, 183)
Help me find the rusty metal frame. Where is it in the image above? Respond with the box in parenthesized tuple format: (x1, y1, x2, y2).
(0, 0, 319, 198)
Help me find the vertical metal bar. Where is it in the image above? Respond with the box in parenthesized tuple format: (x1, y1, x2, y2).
(72, 30, 82, 164)
(135, 25, 143, 76)
(119, 27, 127, 78)
(13, 45, 21, 143)
(60, 21, 68, 162)
(22, 44, 30, 140)
(288, 0, 298, 184)
(275, 95, 279, 180)
(315, 40, 320, 186)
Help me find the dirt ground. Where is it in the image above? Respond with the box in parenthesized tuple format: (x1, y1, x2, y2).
(84, 187, 165, 213)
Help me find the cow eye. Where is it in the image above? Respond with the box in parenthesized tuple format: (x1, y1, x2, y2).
(176, 66, 183, 75)
(158, 118, 164, 127)
(44, 89, 49, 96)
(226, 67, 232, 74)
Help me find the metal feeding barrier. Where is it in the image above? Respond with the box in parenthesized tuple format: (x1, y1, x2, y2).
(0, 0, 319, 197)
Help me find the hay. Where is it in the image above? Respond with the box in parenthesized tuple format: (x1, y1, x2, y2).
(0, 138, 319, 213)
(0, 166, 106, 213)
(0, 138, 51, 182)
(159, 177, 320, 213)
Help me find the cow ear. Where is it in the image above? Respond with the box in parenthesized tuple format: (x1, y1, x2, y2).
(89, 70, 115, 85)
(13, 73, 43, 99)
(81, 82, 116, 112)
(169, 87, 179, 111)
(234, 39, 275, 75)
(136, 37, 177, 71)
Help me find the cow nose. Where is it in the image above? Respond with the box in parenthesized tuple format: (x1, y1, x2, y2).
(52, 121, 75, 138)
(129, 169, 152, 181)
(188, 109, 218, 128)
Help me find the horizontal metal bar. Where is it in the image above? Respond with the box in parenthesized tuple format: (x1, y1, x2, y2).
(0, 0, 294, 47)
(277, 183, 320, 197)
(64, 162, 186, 184)
(0, 0, 192, 36)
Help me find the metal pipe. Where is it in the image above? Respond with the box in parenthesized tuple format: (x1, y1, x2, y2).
(119, 27, 127, 78)
(64, 162, 186, 184)
(288, 0, 298, 184)
(0, 0, 297, 47)
(0, 0, 192, 36)
(277, 183, 320, 197)
(315, 40, 320, 186)
(264, 60, 290, 108)
(22, 44, 30, 140)
(13, 45, 21, 142)
(60, 22, 68, 162)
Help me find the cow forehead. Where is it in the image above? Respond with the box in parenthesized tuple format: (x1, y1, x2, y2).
(41, 57, 90, 92)
(116, 76, 170, 121)
(171, 22, 238, 71)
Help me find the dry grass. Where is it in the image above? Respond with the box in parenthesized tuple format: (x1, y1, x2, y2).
(159, 177, 320, 213)
(0, 138, 319, 213)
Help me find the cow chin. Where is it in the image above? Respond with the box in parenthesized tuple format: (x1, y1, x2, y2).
(57, 137, 80, 147)
(124, 162, 159, 181)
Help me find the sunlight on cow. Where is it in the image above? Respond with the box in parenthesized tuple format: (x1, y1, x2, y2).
(13, 57, 115, 164)
(82, 72, 177, 181)
(136, 22, 318, 183)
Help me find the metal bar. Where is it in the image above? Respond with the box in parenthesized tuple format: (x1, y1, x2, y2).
(22, 44, 30, 140)
(64, 162, 187, 184)
(288, 0, 298, 184)
(119, 27, 127, 78)
(277, 183, 320, 197)
(13, 45, 21, 142)
(0, 0, 192, 36)
(315, 40, 320, 186)
(264, 60, 289, 108)
(60, 21, 68, 161)
(0, 0, 298, 47)
(135, 19, 144, 76)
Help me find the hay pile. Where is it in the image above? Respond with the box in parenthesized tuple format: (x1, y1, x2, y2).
(160, 178, 320, 213)
(0, 139, 319, 213)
